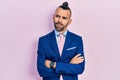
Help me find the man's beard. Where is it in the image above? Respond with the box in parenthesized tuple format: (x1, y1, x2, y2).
(54, 22, 65, 32)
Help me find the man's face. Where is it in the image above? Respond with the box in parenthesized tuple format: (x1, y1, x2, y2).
(53, 7, 72, 32)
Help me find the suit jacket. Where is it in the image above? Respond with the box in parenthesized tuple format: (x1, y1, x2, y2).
(37, 30, 85, 80)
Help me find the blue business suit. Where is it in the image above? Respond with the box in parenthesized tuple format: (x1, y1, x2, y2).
(37, 30, 85, 80)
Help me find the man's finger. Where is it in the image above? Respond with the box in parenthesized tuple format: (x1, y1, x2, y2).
(80, 56, 84, 59)
(77, 58, 84, 63)
(74, 54, 81, 58)
(76, 56, 82, 59)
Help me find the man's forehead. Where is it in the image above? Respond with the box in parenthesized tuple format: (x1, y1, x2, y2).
(55, 8, 71, 16)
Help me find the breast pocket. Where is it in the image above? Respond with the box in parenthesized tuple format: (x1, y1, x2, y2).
(63, 47, 78, 62)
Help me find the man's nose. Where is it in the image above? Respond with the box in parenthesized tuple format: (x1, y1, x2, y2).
(58, 18, 62, 23)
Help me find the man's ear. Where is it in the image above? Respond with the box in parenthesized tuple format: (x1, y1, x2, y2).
(68, 19, 72, 25)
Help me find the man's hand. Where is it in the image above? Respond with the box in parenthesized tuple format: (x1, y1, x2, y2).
(45, 60, 51, 68)
(70, 54, 84, 64)
(45, 60, 56, 68)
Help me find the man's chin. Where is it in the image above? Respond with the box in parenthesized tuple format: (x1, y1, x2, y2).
(55, 28, 63, 32)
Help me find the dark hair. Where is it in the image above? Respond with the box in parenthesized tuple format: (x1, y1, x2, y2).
(59, 2, 72, 17)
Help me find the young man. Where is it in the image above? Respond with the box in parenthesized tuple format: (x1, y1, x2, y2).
(37, 2, 85, 80)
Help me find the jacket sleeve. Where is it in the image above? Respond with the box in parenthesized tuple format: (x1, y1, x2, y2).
(55, 37, 85, 75)
(55, 61, 85, 75)
(37, 38, 57, 77)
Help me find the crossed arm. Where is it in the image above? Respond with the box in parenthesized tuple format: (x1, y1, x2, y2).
(37, 52, 85, 77)
(45, 54, 84, 69)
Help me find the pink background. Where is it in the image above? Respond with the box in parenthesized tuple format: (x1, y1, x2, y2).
(0, 0, 120, 80)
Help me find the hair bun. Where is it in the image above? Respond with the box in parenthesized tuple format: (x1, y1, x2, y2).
(63, 2, 68, 7)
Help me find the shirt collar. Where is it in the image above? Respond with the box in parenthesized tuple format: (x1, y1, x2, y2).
(54, 29, 68, 37)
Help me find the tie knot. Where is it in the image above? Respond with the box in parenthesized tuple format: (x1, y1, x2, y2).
(59, 33, 64, 37)
(58, 33, 65, 42)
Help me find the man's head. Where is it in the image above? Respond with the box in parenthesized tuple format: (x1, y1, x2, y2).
(53, 2, 72, 33)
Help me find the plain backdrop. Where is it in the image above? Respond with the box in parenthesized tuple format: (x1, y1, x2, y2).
(0, 0, 120, 80)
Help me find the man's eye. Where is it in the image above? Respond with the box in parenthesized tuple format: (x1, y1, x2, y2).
(56, 15, 60, 17)
(63, 17, 67, 19)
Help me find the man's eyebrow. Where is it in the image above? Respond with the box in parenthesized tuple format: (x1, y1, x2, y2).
(62, 16, 68, 19)
(55, 14, 60, 17)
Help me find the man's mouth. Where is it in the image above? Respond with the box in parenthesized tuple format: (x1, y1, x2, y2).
(56, 23, 63, 27)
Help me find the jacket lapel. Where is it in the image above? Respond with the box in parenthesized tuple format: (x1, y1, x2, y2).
(50, 31, 61, 59)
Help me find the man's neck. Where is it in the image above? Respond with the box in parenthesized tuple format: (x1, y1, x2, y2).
(55, 29, 68, 37)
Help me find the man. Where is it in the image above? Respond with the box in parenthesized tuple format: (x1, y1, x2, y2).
(37, 2, 85, 80)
